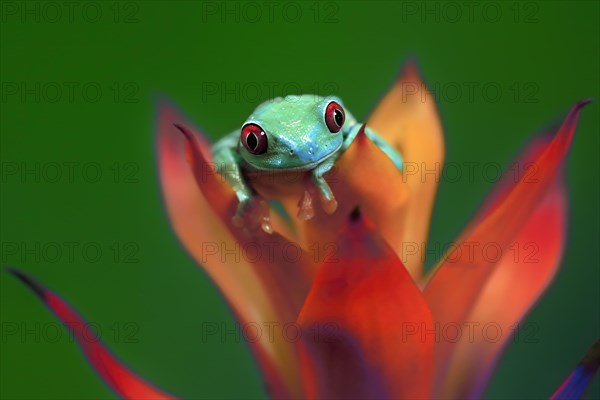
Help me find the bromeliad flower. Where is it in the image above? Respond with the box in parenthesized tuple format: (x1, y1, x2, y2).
(9, 63, 599, 399)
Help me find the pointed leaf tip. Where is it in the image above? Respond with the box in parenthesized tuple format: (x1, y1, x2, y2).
(562, 99, 591, 132)
(399, 59, 421, 81)
(8, 268, 177, 399)
(550, 339, 600, 399)
(581, 340, 600, 370)
(353, 124, 370, 147)
(6, 267, 46, 300)
(575, 98, 593, 108)
(172, 123, 193, 142)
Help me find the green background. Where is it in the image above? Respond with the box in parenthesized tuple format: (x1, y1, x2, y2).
(1, 1, 598, 398)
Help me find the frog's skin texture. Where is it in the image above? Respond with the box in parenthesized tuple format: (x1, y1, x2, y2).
(211, 94, 403, 233)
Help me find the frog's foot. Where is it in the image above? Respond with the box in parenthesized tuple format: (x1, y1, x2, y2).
(297, 183, 338, 220)
(314, 178, 338, 215)
(297, 190, 315, 220)
(232, 197, 273, 234)
(321, 195, 338, 215)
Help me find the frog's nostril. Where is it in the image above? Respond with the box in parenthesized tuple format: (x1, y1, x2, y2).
(289, 149, 294, 155)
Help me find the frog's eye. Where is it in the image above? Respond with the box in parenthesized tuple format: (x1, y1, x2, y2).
(325, 101, 345, 133)
(241, 123, 268, 155)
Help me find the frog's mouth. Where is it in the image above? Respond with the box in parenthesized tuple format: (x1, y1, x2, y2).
(250, 141, 343, 172)
(284, 145, 341, 171)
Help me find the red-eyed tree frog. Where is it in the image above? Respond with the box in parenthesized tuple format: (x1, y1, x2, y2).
(211, 94, 403, 233)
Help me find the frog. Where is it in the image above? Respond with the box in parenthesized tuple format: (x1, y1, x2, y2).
(210, 94, 403, 233)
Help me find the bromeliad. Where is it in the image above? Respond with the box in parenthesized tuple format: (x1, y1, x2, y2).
(8, 63, 599, 399)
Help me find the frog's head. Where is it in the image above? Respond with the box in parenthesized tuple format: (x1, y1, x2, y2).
(238, 95, 347, 170)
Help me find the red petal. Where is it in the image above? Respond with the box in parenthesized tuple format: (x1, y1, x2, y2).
(157, 101, 316, 397)
(422, 101, 589, 398)
(296, 211, 433, 399)
(8, 268, 176, 400)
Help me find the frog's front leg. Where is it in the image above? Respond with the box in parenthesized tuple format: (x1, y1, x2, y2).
(364, 127, 404, 171)
(212, 135, 272, 234)
(342, 121, 404, 171)
(299, 156, 338, 220)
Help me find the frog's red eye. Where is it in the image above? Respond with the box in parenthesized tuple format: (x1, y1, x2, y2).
(241, 123, 268, 155)
(325, 101, 345, 133)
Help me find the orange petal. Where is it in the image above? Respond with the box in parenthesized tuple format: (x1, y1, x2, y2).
(422, 101, 589, 398)
(157, 101, 317, 397)
(296, 210, 433, 399)
(9, 269, 176, 399)
(367, 61, 445, 279)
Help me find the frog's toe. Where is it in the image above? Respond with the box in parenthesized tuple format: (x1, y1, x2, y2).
(297, 190, 315, 220)
(260, 220, 273, 234)
(315, 187, 338, 215)
(321, 197, 338, 215)
(312, 178, 338, 215)
(232, 198, 273, 234)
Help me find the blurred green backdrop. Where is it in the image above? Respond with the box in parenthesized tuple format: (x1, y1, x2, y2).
(1, 1, 598, 399)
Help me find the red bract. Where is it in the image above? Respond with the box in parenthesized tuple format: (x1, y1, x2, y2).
(10, 63, 598, 399)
